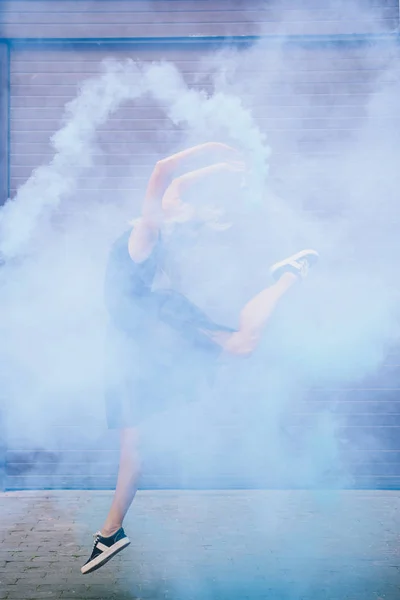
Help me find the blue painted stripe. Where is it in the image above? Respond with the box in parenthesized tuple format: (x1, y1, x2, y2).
(5, 32, 400, 49)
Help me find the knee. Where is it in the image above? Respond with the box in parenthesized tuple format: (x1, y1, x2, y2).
(120, 427, 140, 446)
(120, 428, 141, 462)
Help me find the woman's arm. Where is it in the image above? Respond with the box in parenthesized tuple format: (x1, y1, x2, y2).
(129, 143, 241, 262)
(142, 142, 240, 225)
(161, 161, 245, 218)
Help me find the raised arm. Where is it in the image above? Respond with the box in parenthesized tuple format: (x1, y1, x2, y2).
(161, 161, 245, 218)
(142, 142, 240, 223)
(129, 143, 240, 262)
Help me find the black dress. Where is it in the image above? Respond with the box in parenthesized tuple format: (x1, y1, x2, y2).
(103, 229, 235, 429)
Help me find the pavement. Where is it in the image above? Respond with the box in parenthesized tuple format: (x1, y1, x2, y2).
(0, 490, 399, 600)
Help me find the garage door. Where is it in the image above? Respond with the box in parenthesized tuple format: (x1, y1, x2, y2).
(2, 0, 400, 490)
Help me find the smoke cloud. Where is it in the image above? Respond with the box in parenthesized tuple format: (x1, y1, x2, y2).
(0, 2, 400, 598)
(1, 36, 399, 481)
(1, 2, 399, 597)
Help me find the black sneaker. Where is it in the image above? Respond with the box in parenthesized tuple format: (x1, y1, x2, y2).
(81, 528, 130, 574)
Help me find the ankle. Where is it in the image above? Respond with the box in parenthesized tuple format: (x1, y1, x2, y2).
(100, 525, 122, 538)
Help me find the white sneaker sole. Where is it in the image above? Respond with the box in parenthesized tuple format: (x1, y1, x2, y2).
(81, 537, 131, 574)
(270, 249, 319, 278)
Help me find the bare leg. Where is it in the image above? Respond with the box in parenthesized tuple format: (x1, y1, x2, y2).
(101, 273, 290, 525)
(239, 272, 298, 338)
(216, 272, 299, 355)
(101, 428, 141, 537)
(210, 249, 319, 356)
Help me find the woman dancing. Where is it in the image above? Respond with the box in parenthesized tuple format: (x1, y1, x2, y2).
(81, 142, 318, 574)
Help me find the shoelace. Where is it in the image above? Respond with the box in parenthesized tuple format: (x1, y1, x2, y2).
(287, 259, 309, 278)
(298, 259, 309, 278)
(92, 532, 101, 549)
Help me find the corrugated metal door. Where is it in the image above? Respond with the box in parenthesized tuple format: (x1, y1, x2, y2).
(3, 0, 400, 490)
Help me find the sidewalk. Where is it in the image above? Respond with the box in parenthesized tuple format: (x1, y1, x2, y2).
(0, 490, 399, 600)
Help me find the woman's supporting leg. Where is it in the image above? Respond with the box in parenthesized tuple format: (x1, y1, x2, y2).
(101, 427, 141, 537)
